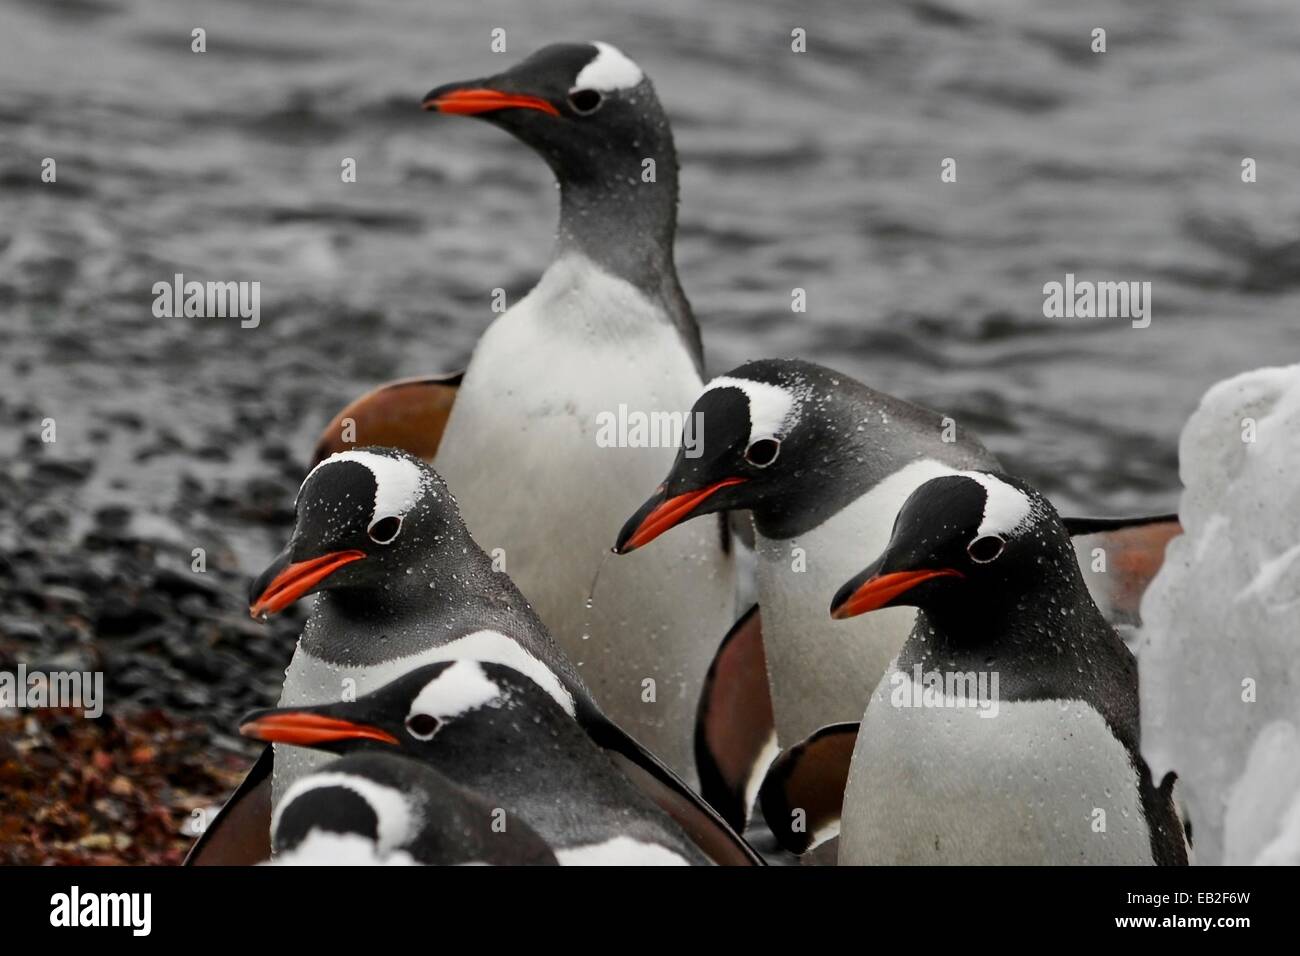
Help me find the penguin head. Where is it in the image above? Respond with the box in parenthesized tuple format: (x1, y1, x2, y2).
(615, 360, 815, 553)
(270, 751, 559, 866)
(273, 774, 384, 854)
(248, 448, 458, 618)
(422, 42, 668, 188)
(829, 471, 1068, 623)
(240, 657, 571, 758)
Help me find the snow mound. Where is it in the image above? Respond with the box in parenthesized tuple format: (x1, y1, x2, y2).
(1138, 364, 1300, 865)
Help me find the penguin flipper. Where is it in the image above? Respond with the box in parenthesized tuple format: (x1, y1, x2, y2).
(311, 372, 464, 467)
(583, 718, 764, 865)
(694, 603, 777, 832)
(758, 722, 858, 856)
(1064, 513, 1181, 625)
(184, 745, 274, 865)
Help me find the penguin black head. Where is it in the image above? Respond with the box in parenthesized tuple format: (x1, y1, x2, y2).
(273, 771, 382, 853)
(422, 42, 667, 189)
(271, 751, 561, 866)
(248, 448, 460, 618)
(829, 471, 1070, 627)
(615, 360, 818, 552)
(240, 657, 574, 758)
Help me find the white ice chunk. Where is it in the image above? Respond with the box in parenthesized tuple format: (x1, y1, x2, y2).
(1137, 363, 1300, 865)
(1223, 722, 1300, 865)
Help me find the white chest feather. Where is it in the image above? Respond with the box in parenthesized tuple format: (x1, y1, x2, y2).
(266, 831, 420, 866)
(555, 836, 691, 866)
(839, 668, 1154, 865)
(754, 459, 961, 747)
(433, 254, 734, 782)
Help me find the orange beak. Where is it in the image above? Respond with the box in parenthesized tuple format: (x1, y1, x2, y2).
(422, 88, 560, 116)
(239, 711, 399, 748)
(249, 550, 366, 619)
(830, 569, 964, 620)
(614, 478, 747, 554)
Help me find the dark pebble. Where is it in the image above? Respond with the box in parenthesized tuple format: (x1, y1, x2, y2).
(0, 616, 46, 641)
(168, 684, 212, 710)
(153, 565, 223, 602)
(93, 505, 132, 529)
(32, 458, 94, 483)
(94, 595, 165, 636)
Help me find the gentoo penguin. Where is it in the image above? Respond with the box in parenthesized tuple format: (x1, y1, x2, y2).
(417, 42, 736, 784)
(186, 448, 759, 866)
(251, 447, 586, 812)
(242, 660, 711, 865)
(269, 751, 558, 865)
(761, 471, 1188, 865)
(614, 358, 1179, 829)
(614, 358, 996, 824)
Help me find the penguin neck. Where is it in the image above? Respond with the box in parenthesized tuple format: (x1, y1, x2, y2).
(551, 150, 696, 353)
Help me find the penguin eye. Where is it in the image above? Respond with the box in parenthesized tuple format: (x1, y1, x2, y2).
(744, 438, 781, 468)
(967, 534, 1006, 564)
(405, 713, 442, 740)
(368, 515, 402, 544)
(568, 89, 603, 114)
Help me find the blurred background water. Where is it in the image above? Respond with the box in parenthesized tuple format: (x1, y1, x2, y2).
(1, 0, 1298, 703)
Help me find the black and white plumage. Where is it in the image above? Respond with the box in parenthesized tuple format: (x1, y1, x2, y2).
(422, 42, 735, 782)
(768, 471, 1188, 865)
(243, 660, 712, 865)
(248, 448, 586, 808)
(615, 358, 1178, 829)
(270, 751, 558, 866)
(617, 359, 996, 752)
(186, 448, 759, 866)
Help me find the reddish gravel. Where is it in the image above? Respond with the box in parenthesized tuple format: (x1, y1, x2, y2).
(0, 708, 251, 865)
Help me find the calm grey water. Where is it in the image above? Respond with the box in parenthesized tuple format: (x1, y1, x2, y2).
(3, 0, 1299, 576)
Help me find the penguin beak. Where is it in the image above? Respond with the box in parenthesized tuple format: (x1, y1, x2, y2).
(239, 709, 399, 748)
(248, 547, 366, 619)
(613, 478, 747, 554)
(421, 80, 560, 116)
(830, 560, 963, 620)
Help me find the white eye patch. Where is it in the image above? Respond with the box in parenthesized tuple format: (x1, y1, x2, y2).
(704, 376, 799, 444)
(409, 660, 502, 722)
(956, 471, 1034, 537)
(417, 631, 576, 717)
(301, 450, 430, 524)
(574, 41, 644, 92)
